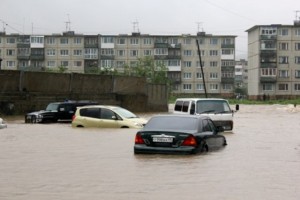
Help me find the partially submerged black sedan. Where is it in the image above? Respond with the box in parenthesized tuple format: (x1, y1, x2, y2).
(134, 115, 227, 154)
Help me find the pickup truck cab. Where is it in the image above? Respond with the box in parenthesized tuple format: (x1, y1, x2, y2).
(173, 98, 239, 131)
(25, 100, 98, 123)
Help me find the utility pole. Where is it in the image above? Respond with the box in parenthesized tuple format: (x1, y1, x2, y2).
(196, 39, 208, 98)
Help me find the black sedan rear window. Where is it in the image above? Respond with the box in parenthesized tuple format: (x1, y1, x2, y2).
(145, 116, 197, 131)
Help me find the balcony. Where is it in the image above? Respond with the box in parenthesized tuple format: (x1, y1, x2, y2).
(221, 44, 235, 48)
(30, 54, 45, 60)
(17, 43, 30, 48)
(260, 35, 277, 40)
(101, 55, 115, 60)
(260, 63, 277, 68)
(84, 43, 98, 48)
(221, 77, 235, 83)
(169, 44, 181, 49)
(17, 55, 30, 60)
(260, 76, 277, 83)
(154, 43, 168, 48)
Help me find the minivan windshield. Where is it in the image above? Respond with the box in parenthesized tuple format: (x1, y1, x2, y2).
(196, 100, 231, 114)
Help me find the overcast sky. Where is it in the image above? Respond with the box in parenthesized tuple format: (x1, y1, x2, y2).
(1, 0, 300, 59)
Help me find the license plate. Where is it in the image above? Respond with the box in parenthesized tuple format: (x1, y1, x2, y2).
(153, 137, 173, 143)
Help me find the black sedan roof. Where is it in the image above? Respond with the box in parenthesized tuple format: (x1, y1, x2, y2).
(143, 114, 210, 132)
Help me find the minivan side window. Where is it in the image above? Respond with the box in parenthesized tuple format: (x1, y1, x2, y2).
(174, 101, 183, 111)
(100, 108, 115, 120)
(182, 101, 189, 112)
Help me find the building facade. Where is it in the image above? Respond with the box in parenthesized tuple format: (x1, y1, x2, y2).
(0, 31, 236, 96)
(247, 21, 300, 100)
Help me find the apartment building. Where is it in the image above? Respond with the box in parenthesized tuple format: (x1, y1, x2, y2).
(246, 20, 300, 99)
(0, 31, 236, 96)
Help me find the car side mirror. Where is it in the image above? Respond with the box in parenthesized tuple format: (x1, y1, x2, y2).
(235, 104, 239, 111)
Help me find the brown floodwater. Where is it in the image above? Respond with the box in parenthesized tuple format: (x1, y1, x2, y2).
(1, 104, 300, 200)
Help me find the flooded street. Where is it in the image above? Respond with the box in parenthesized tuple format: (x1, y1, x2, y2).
(1, 104, 300, 200)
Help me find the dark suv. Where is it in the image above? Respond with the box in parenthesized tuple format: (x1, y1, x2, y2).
(25, 100, 98, 123)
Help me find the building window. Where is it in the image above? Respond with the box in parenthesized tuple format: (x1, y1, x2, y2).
(222, 72, 234, 78)
(6, 37, 16, 44)
(279, 42, 289, 50)
(74, 37, 82, 44)
(261, 68, 276, 76)
(73, 50, 82, 56)
(295, 43, 300, 50)
(210, 61, 218, 67)
(295, 57, 300, 64)
(262, 83, 274, 91)
(278, 70, 289, 78)
(278, 83, 288, 91)
(130, 50, 138, 57)
(279, 56, 289, 64)
(6, 49, 15, 56)
(116, 38, 125, 45)
(118, 50, 126, 57)
(47, 61, 56, 67)
(60, 38, 68, 44)
(222, 49, 234, 55)
(295, 70, 300, 78)
(84, 48, 98, 59)
(183, 50, 192, 56)
(294, 84, 300, 91)
(168, 60, 180, 66)
(46, 37, 56, 44)
(60, 50, 69, 56)
(6, 61, 16, 67)
(183, 38, 191, 44)
(196, 61, 205, 68)
(210, 84, 218, 90)
(196, 83, 204, 90)
(47, 49, 56, 56)
(183, 84, 192, 90)
(154, 48, 168, 55)
(210, 38, 218, 45)
(223, 84, 232, 90)
(101, 60, 114, 68)
(143, 38, 152, 45)
(209, 50, 218, 56)
(261, 27, 277, 35)
(210, 72, 218, 79)
(143, 49, 152, 56)
(101, 49, 114, 56)
(130, 38, 139, 45)
(102, 37, 114, 43)
(196, 72, 203, 79)
(278, 29, 289, 36)
(60, 61, 68, 67)
(295, 29, 300, 36)
(221, 60, 235, 66)
(183, 73, 192, 79)
(183, 61, 192, 67)
(116, 61, 126, 68)
(74, 61, 82, 67)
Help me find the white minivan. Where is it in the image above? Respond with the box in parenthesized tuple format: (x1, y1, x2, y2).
(173, 98, 239, 131)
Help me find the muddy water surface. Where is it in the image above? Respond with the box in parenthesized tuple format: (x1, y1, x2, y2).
(1, 105, 300, 200)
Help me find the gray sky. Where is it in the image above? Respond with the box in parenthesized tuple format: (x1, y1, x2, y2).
(1, 0, 299, 59)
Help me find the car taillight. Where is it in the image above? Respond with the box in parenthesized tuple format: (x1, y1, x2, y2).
(72, 115, 76, 121)
(135, 133, 145, 144)
(181, 135, 197, 147)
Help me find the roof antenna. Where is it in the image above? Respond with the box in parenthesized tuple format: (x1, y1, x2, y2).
(65, 14, 71, 31)
(132, 20, 140, 33)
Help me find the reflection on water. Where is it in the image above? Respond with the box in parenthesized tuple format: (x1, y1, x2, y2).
(1, 105, 300, 200)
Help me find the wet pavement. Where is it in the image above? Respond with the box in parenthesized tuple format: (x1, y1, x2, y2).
(1, 104, 300, 200)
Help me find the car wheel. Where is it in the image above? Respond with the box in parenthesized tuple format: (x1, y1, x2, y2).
(31, 116, 37, 124)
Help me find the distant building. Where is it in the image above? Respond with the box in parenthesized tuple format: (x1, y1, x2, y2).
(235, 59, 248, 95)
(0, 31, 236, 97)
(246, 20, 300, 100)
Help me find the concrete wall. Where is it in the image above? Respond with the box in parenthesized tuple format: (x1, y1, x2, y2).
(0, 70, 168, 115)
